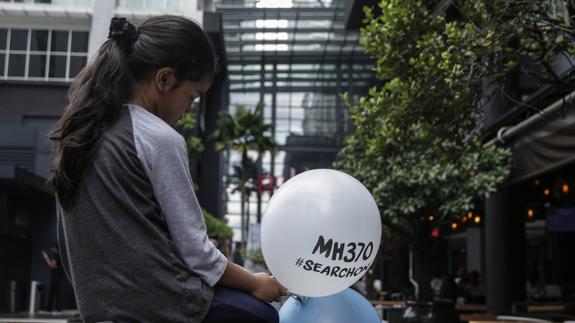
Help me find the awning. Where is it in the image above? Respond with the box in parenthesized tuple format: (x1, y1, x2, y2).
(503, 93, 575, 184)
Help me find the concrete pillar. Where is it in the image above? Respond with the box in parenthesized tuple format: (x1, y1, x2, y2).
(486, 189, 512, 313)
(466, 227, 483, 274)
(88, 0, 116, 60)
(485, 187, 526, 313)
(390, 242, 409, 292)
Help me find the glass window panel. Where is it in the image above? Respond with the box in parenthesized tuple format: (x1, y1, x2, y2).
(298, 20, 332, 28)
(275, 123, 290, 132)
(49, 54, 67, 78)
(295, 32, 328, 41)
(276, 108, 290, 118)
(10, 29, 28, 51)
(0, 54, 5, 76)
(72, 0, 93, 5)
(71, 31, 89, 52)
(0, 29, 7, 50)
(69, 56, 87, 78)
(275, 132, 288, 145)
(126, 0, 145, 9)
(7, 54, 25, 77)
(29, 54, 47, 77)
(30, 30, 49, 51)
(166, 0, 182, 10)
(51, 31, 69, 52)
(149, 0, 163, 10)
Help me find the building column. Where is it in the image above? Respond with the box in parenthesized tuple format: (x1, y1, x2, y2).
(466, 227, 483, 274)
(485, 189, 512, 313)
(88, 0, 116, 59)
(485, 187, 526, 313)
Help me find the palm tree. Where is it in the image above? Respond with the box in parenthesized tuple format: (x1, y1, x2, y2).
(211, 101, 276, 244)
(228, 159, 258, 241)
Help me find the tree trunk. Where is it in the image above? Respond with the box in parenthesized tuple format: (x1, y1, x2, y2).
(256, 151, 262, 223)
(246, 192, 251, 242)
(240, 149, 248, 246)
(240, 181, 246, 245)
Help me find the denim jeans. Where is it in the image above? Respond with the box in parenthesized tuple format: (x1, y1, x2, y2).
(202, 287, 279, 323)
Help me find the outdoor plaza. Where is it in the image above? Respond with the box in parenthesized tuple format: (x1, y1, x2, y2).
(1, 0, 575, 322)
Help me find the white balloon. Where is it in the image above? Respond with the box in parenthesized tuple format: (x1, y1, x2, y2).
(261, 169, 382, 297)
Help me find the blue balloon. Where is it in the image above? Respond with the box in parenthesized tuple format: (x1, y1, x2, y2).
(279, 288, 381, 323)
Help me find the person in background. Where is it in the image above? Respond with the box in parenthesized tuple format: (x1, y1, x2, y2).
(464, 271, 485, 303)
(42, 242, 64, 311)
(233, 242, 245, 266)
(438, 274, 458, 301)
(431, 270, 443, 297)
(223, 238, 233, 260)
(351, 276, 368, 298)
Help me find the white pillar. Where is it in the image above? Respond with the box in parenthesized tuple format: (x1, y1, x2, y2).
(88, 0, 116, 59)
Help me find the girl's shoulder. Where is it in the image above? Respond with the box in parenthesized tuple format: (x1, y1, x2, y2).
(127, 104, 184, 148)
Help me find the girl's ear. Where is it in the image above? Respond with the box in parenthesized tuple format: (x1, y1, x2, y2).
(154, 67, 177, 93)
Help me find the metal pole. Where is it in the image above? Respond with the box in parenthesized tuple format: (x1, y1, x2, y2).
(28, 281, 41, 314)
(257, 61, 265, 222)
(409, 246, 419, 300)
(486, 90, 575, 146)
(270, 62, 277, 195)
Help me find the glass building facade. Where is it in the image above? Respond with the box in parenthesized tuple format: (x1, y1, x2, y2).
(215, 0, 375, 240)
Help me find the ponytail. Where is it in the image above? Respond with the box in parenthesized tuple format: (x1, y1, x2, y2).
(48, 18, 137, 210)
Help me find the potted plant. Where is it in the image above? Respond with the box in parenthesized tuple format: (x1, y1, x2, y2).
(336, 1, 574, 322)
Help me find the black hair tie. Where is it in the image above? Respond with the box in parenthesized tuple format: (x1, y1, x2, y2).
(108, 17, 139, 55)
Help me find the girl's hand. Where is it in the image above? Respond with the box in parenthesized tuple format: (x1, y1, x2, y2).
(250, 272, 288, 303)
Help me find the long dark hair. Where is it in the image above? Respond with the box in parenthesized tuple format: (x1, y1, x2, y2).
(48, 16, 217, 210)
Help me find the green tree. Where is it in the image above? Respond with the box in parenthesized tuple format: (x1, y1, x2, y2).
(227, 158, 259, 229)
(175, 106, 204, 154)
(211, 101, 277, 244)
(336, 0, 574, 300)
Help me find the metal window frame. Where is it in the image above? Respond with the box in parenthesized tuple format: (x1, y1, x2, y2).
(0, 27, 89, 82)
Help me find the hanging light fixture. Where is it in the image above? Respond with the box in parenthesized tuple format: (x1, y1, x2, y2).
(527, 209, 534, 218)
(544, 188, 551, 197)
(451, 222, 458, 230)
(474, 216, 481, 224)
(562, 183, 569, 194)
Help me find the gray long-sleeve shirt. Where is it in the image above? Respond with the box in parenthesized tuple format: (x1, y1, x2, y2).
(57, 104, 227, 323)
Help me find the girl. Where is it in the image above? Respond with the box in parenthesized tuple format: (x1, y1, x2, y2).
(49, 16, 287, 323)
